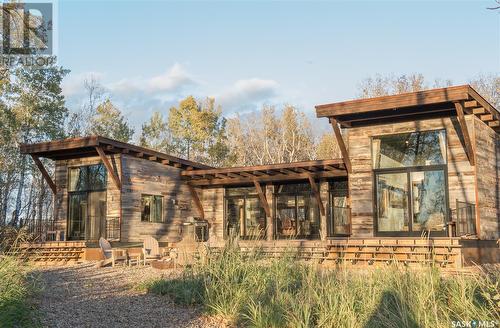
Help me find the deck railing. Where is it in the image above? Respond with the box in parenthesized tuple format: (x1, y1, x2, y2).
(105, 217, 120, 241)
(452, 200, 476, 237)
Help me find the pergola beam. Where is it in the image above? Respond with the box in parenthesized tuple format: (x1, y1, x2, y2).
(330, 117, 352, 173)
(307, 174, 325, 216)
(30, 155, 56, 195)
(95, 146, 122, 190)
(253, 180, 271, 218)
(454, 101, 475, 166)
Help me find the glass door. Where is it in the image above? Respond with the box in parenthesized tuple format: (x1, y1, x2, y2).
(87, 191, 107, 240)
(68, 193, 87, 240)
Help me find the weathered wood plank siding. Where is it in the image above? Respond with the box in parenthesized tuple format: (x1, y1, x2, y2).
(120, 154, 195, 242)
(474, 117, 500, 240)
(347, 116, 477, 237)
(53, 155, 121, 236)
(201, 187, 225, 245)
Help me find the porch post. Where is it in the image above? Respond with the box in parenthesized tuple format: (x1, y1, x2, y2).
(265, 184, 274, 241)
(319, 180, 329, 241)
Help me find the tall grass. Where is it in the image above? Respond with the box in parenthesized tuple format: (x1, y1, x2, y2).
(0, 227, 40, 327)
(140, 245, 500, 328)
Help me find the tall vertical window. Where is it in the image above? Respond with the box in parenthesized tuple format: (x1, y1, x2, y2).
(372, 130, 448, 236)
(67, 164, 107, 240)
(141, 195, 164, 223)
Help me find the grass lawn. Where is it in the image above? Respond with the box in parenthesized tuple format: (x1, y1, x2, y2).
(139, 246, 500, 328)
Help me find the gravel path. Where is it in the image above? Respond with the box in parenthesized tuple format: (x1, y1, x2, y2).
(35, 263, 219, 328)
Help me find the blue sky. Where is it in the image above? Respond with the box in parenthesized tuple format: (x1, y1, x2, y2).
(57, 0, 499, 135)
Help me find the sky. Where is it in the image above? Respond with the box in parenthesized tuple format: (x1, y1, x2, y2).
(57, 0, 500, 136)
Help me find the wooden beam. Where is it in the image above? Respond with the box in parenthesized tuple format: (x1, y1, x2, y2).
(454, 102, 475, 166)
(30, 155, 56, 195)
(330, 117, 352, 173)
(464, 100, 479, 108)
(149, 156, 158, 161)
(161, 159, 170, 165)
(488, 120, 500, 128)
(188, 171, 345, 186)
(307, 174, 325, 216)
(121, 148, 130, 154)
(95, 146, 122, 190)
(480, 114, 494, 122)
(472, 107, 486, 115)
(253, 180, 271, 218)
(136, 152, 144, 158)
(188, 185, 204, 219)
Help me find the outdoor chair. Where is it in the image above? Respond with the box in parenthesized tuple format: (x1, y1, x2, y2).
(142, 236, 162, 265)
(99, 237, 128, 267)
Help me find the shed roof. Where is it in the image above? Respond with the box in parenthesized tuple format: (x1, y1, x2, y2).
(315, 85, 499, 132)
(19, 135, 211, 170)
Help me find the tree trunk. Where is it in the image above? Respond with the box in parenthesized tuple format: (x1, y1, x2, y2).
(12, 155, 27, 226)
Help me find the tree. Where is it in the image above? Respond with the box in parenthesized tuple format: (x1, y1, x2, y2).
(66, 75, 105, 137)
(139, 111, 175, 153)
(316, 133, 340, 160)
(357, 73, 452, 98)
(469, 73, 499, 109)
(89, 99, 134, 142)
(226, 104, 316, 165)
(168, 96, 230, 166)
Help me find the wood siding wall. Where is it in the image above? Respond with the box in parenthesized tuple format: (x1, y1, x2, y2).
(53, 155, 121, 236)
(346, 116, 477, 237)
(474, 117, 500, 240)
(120, 155, 196, 242)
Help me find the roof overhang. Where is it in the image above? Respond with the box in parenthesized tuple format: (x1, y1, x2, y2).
(20, 136, 211, 170)
(315, 85, 500, 132)
(181, 159, 347, 186)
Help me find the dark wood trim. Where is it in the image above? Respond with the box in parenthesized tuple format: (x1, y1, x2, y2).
(307, 174, 325, 216)
(253, 180, 271, 218)
(316, 85, 470, 117)
(187, 184, 205, 220)
(30, 155, 56, 195)
(95, 146, 122, 190)
(454, 101, 476, 166)
(330, 118, 352, 173)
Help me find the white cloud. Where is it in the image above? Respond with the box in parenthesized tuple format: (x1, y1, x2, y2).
(217, 78, 279, 113)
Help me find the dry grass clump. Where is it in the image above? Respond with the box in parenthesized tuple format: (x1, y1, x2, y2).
(0, 227, 40, 327)
(140, 245, 500, 328)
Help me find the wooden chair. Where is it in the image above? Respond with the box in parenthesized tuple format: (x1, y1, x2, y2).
(142, 236, 162, 265)
(99, 237, 128, 267)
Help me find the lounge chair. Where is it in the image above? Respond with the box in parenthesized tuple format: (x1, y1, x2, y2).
(99, 237, 128, 267)
(142, 236, 162, 265)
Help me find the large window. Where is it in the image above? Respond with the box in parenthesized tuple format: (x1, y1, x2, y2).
(141, 195, 164, 223)
(372, 130, 448, 236)
(225, 187, 266, 239)
(275, 183, 320, 239)
(67, 164, 107, 240)
(328, 180, 350, 236)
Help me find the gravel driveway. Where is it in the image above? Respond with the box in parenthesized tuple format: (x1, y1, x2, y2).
(35, 263, 219, 328)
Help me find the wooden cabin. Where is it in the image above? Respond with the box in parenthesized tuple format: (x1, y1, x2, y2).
(20, 85, 499, 267)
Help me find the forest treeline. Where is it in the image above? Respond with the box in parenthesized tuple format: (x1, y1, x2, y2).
(0, 59, 498, 228)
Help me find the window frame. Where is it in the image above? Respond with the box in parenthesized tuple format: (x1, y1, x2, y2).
(141, 194, 164, 223)
(373, 164, 450, 237)
(370, 128, 448, 170)
(68, 164, 107, 193)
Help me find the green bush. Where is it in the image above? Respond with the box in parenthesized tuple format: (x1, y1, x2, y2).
(141, 245, 500, 328)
